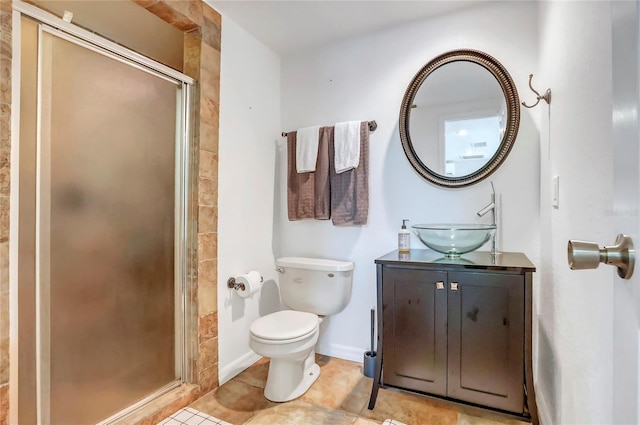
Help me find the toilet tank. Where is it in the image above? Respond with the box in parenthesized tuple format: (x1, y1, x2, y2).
(276, 257, 354, 316)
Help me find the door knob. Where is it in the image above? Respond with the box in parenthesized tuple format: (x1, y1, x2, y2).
(567, 234, 635, 279)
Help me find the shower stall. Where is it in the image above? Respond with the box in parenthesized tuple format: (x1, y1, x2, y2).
(14, 4, 193, 424)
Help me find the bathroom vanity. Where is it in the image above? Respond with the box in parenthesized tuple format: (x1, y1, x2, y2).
(368, 249, 538, 425)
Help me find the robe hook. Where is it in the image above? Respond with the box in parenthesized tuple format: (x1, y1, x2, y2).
(522, 74, 551, 108)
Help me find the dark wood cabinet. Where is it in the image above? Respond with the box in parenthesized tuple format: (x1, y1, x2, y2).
(447, 271, 524, 412)
(382, 268, 447, 396)
(370, 250, 538, 424)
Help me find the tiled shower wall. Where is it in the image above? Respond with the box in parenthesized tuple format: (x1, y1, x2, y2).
(0, 0, 12, 422)
(0, 1, 221, 422)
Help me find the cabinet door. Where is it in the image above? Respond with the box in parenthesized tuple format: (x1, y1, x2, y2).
(447, 272, 524, 413)
(382, 267, 447, 396)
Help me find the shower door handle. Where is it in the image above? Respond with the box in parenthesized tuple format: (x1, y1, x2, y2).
(567, 234, 635, 279)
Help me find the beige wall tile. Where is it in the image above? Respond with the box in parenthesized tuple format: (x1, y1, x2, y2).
(198, 258, 216, 285)
(198, 363, 219, 394)
(183, 51, 201, 79)
(0, 149, 9, 197)
(199, 150, 217, 180)
(183, 30, 201, 61)
(202, 4, 220, 27)
(198, 282, 217, 315)
(0, 0, 11, 12)
(198, 206, 217, 234)
(0, 315, 7, 384)
(199, 336, 218, 371)
(0, 58, 10, 106)
(199, 311, 217, 342)
(200, 53, 220, 107)
(201, 18, 220, 51)
(199, 92, 219, 129)
(0, 104, 9, 152)
(143, 1, 199, 31)
(0, 383, 7, 425)
(0, 197, 8, 243)
(197, 232, 216, 261)
(199, 121, 218, 153)
(198, 177, 217, 208)
(0, 242, 8, 289)
(0, 11, 11, 58)
(164, 0, 203, 29)
(200, 42, 220, 79)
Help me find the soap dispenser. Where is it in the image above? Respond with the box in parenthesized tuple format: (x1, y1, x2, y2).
(398, 219, 410, 252)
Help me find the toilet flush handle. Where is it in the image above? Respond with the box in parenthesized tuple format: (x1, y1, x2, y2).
(275, 267, 285, 273)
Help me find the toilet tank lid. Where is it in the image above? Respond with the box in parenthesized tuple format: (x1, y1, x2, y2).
(276, 257, 354, 272)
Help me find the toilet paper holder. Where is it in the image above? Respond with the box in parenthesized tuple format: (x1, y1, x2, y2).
(227, 274, 264, 291)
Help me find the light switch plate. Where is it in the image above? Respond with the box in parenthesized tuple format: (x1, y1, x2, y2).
(553, 175, 560, 208)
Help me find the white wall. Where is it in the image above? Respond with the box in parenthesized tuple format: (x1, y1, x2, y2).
(537, 1, 614, 423)
(217, 16, 282, 384)
(216, 2, 625, 422)
(278, 1, 540, 362)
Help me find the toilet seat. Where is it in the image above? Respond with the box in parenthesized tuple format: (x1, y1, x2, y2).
(250, 310, 319, 341)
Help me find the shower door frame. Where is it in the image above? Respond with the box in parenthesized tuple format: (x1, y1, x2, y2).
(10, 2, 197, 424)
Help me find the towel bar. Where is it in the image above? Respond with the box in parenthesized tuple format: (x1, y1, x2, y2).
(281, 120, 377, 137)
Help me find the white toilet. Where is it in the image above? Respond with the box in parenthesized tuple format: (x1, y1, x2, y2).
(249, 257, 354, 402)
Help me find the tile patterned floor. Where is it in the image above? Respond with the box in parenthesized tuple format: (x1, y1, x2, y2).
(186, 355, 530, 425)
(159, 407, 233, 425)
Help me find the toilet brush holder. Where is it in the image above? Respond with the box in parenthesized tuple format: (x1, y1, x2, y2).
(363, 350, 376, 378)
(363, 308, 376, 378)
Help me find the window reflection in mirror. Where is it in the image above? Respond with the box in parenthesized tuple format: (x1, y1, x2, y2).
(409, 60, 506, 178)
(443, 113, 503, 177)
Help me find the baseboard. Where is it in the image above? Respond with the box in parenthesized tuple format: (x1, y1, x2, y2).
(219, 351, 262, 385)
(535, 384, 553, 425)
(317, 342, 366, 364)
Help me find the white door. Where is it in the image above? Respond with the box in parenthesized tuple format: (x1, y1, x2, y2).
(611, 1, 640, 423)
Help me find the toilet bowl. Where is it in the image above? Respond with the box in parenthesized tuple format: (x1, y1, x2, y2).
(250, 310, 321, 402)
(249, 257, 354, 402)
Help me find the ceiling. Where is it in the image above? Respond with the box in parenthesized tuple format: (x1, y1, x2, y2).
(205, 0, 484, 57)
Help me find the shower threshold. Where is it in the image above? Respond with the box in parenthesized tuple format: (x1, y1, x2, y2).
(99, 382, 198, 425)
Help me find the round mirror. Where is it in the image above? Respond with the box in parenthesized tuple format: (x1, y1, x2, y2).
(399, 49, 520, 188)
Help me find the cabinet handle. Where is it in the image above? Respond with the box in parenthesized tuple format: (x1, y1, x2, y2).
(436, 281, 444, 290)
(451, 282, 459, 291)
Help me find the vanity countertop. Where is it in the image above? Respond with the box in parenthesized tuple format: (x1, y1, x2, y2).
(375, 249, 536, 272)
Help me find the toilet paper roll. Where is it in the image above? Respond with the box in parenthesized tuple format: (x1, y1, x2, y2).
(235, 271, 263, 298)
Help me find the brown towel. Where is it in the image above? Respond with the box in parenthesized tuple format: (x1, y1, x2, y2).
(330, 121, 369, 226)
(287, 128, 331, 220)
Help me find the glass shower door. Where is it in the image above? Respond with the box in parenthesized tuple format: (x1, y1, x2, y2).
(32, 25, 184, 424)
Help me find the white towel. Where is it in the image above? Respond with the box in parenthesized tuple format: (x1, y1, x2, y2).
(296, 126, 321, 173)
(334, 121, 361, 173)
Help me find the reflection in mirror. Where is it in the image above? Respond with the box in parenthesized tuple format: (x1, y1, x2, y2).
(410, 61, 507, 177)
(399, 50, 520, 188)
(444, 115, 503, 176)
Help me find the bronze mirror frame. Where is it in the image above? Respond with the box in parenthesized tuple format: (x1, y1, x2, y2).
(399, 49, 520, 188)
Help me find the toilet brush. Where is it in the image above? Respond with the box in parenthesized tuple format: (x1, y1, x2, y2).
(363, 308, 376, 378)
(370, 308, 375, 355)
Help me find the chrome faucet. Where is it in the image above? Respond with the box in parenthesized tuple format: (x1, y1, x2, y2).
(477, 181, 499, 256)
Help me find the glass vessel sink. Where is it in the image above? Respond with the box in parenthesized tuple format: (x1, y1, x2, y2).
(412, 223, 497, 258)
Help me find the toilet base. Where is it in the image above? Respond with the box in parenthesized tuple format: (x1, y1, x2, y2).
(263, 351, 320, 402)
